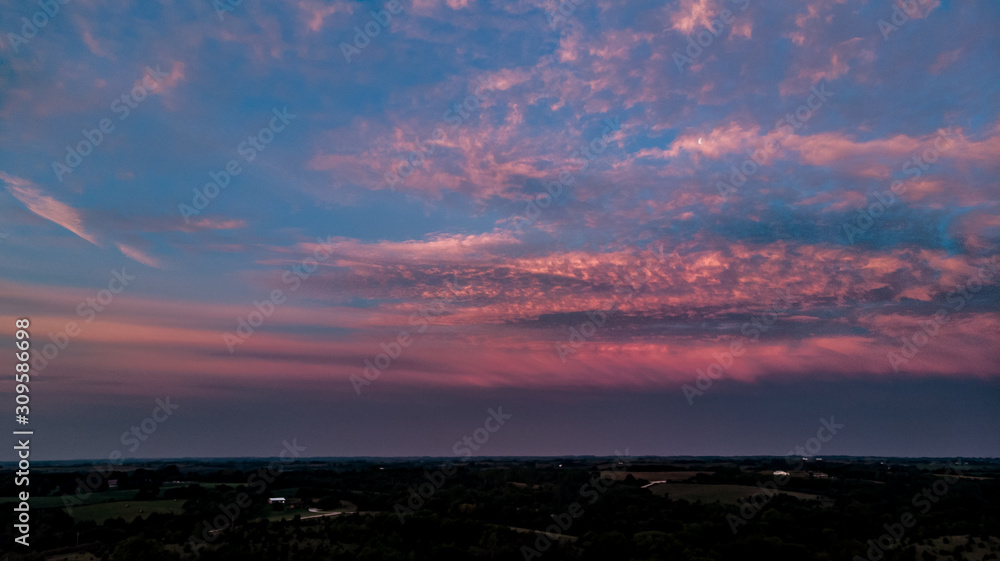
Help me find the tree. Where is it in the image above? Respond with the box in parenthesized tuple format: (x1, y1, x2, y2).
(109, 536, 176, 561)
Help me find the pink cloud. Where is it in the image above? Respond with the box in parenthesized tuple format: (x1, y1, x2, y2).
(75, 16, 112, 58)
(296, 0, 356, 32)
(669, 0, 718, 34)
(181, 217, 248, 232)
(930, 48, 964, 74)
(115, 243, 164, 269)
(143, 61, 186, 96)
(1, 172, 100, 246)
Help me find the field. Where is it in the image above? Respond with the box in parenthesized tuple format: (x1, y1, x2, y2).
(0, 482, 245, 511)
(67, 499, 184, 523)
(0, 488, 142, 509)
(645, 483, 824, 505)
(600, 470, 710, 482)
(261, 500, 358, 522)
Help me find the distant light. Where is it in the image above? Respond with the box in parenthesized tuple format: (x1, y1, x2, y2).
(698, 137, 703, 144)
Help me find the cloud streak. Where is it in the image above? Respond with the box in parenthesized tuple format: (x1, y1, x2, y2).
(1, 172, 100, 246)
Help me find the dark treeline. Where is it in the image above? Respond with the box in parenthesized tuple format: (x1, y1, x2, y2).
(0, 457, 997, 560)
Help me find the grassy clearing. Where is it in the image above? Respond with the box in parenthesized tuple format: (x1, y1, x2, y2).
(262, 500, 358, 522)
(647, 483, 822, 505)
(600, 470, 711, 482)
(0, 488, 146, 509)
(35, 553, 100, 561)
(67, 500, 183, 523)
(0, 482, 249, 512)
(162, 482, 247, 488)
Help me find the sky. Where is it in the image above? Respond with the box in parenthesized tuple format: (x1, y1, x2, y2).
(0, 0, 998, 460)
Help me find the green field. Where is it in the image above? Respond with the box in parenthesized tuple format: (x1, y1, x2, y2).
(0, 488, 144, 509)
(262, 500, 357, 522)
(647, 483, 823, 505)
(266, 486, 300, 498)
(600, 470, 711, 482)
(67, 500, 184, 523)
(0, 482, 249, 511)
(161, 482, 245, 487)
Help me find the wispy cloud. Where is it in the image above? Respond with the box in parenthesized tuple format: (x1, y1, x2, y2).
(1, 172, 101, 246)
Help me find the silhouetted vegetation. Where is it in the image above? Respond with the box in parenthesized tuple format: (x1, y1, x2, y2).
(1, 457, 997, 560)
